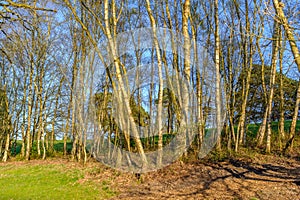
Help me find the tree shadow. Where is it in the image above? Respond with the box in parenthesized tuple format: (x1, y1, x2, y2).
(186, 158, 300, 199)
(115, 158, 300, 199)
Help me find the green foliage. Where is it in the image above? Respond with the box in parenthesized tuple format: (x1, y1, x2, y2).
(129, 95, 150, 127)
(94, 91, 150, 131)
(11, 140, 73, 158)
(111, 133, 175, 152)
(52, 140, 73, 155)
(235, 64, 297, 123)
(0, 163, 116, 199)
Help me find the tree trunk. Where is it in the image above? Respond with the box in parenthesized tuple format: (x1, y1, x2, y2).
(234, 0, 253, 151)
(105, 0, 148, 166)
(273, 0, 300, 72)
(226, 21, 236, 150)
(70, 27, 79, 161)
(278, 27, 286, 150)
(25, 60, 34, 161)
(145, 0, 164, 166)
(214, 0, 222, 151)
(266, 20, 280, 153)
(64, 97, 71, 156)
(182, 0, 191, 155)
(2, 132, 10, 162)
(284, 81, 300, 152)
(256, 20, 268, 147)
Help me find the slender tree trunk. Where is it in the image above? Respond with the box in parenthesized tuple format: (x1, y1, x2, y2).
(64, 95, 71, 156)
(182, 0, 191, 155)
(278, 27, 286, 150)
(42, 112, 46, 160)
(226, 24, 235, 150)
(164, 0, 182, 135)
(25, 59, 34, 161)
(21, 69, 27, 158)
(2, 132, 10, 162)
(285, 81, 300, 152)
(104, 0, 148, 166)
(214, 0, 222, 151)
(145, 0, 164, 166)
(2, 91, 11, 162)
(37, 63, 45, 158)
(237, 0, 253, 148)
(233, 0, 253, 151)
(273, 0, 300, 153)
(71, 26, 79, 161)
(256, 19, 268, 146)
(257, 107, 268, 146)
(266, 20, 280, 153)
(273, 0, 300, 72)
(21, 119, 25, 158)
(71, 64, 78, 161)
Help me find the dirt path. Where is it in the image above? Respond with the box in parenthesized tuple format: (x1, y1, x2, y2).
(109, 156, 300, 200)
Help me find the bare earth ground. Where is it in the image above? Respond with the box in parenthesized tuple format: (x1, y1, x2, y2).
(2, 154, 300, 200)
(107, 154, 300, 200)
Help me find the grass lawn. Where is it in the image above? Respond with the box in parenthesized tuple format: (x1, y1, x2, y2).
(0, 161, 116, 200)
(247, 120, 300, 137)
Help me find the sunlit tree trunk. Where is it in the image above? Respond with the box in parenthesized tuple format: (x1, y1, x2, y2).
(273, 0, 300, 153)
(285, 82, 300, 152)
(278, 27, 286, 150)
(226, 23, 236, 151)
(2, 131, 10, 162)
(145, 0, 164, 166)
(181, 0, 191, 155)
(190, 20, 204, 147)
(164, 0, 182, 133)
(273, 0, 300, 71)
(256, 21, 268, 146)
(36, 53, 45, 158)
(214, 0, 222, 151)
(235, 0, 254, 151)
(266, 20, 280, 154)
(25, 62, 33, 160)
(20, 67, 27, 158)
(71, 40, 79, 161)
(64, 83, 72, 156)
(104, 0, 148, 166)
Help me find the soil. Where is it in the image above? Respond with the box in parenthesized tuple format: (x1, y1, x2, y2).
(107, 154, 300, 200)
(2, 154, 300, 200)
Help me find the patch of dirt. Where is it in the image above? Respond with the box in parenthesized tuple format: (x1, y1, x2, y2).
(107, 155, 300, 200)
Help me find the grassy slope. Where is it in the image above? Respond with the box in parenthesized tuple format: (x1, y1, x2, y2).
(246, 120, 300, 149)
(0, 162, 116, 200)
(247, 120, 300, 137)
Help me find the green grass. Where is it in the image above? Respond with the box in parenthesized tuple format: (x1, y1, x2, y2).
(247, 120, 300, 137)
(246, 120, 300, 148)
(0, 163, 116, 200)
(242, 120, 300, 152)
